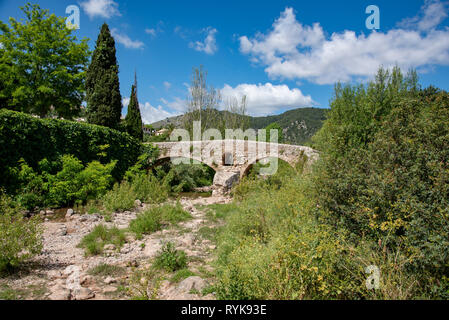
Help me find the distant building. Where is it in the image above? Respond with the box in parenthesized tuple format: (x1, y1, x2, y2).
(143, 126, 155, 135)
(155, 128, 169, 136)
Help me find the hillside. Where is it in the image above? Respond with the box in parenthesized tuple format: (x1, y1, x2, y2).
(150, 107, 327, 145)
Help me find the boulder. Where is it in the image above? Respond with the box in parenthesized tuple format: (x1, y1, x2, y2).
(177, 276, 207, 293)
(72, 287, 95, 300)
(66, 209, 74, 217)
(213, 171, 239, 191)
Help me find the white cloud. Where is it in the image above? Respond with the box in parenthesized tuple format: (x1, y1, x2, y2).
(163, 81, 172, 90)
(122, 97, 179, 124)
(166, 97, 187, 112)
(189, 27, 218, 55)
(221, 83, 314, 116)
(239, 6, 449, 85)
(80, 0, 121, 19)
(398, 0, 448, 31)
(111, 29, 144, 49)
(145, 28, 157, 37)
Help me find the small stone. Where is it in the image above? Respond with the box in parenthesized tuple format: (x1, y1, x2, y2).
(48, 270, 63, 280)
(80, 275, 95, 287)
(104, 244, 116, 251)
(177, 276, 207, 294)
(134, 199, 142, 207)
(48, 287, 71, 300)
(73, 287, 95, 300)
(104, 277, 116, 285)
(46, 210, 54, 215)
(103, 285, 117, 294)
(126, 259, 139, 268)
(66, 208, 74, 217)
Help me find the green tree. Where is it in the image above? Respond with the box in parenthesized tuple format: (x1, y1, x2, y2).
(86, 23, 122, 129)
(0, 3, 90, 118)
(125, 84, 143, 141)
(264, 122, 284, 143)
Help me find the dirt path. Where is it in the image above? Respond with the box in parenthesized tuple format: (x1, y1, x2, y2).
(0, 194, 231, 300)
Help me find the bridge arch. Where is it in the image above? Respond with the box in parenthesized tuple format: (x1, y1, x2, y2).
(241, 156, 295, 178)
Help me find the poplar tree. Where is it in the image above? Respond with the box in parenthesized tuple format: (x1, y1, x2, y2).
(86, 23, 122, 129)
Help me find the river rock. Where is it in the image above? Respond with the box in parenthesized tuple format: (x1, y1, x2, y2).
(73, 287, 95, 300)
(213, 171, 240, 190)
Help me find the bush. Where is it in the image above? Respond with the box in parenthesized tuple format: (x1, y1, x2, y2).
(0, 194, 42, 273)
(155, 161, 215, 193)
(313, 68, 449, 290)
(129, 203, 190, 239)
(78, 224, 126, 256)
(13, 155, 116, 209)
(153, 242, 187, 272)
(0, 109, 142, 193)
(102, 181, 137, 213)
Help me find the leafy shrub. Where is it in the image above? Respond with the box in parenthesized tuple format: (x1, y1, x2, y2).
(153, 242, 187, 272)
(313, 68, 449, 292)
(13, 155, 116, 209)
(0, 109, 142, 193)
(129, 173, 169, 204)
(0, 194, 42, 273)
(78, 224, 126, 256)
(102, 181, 137, 213)
(155, 161, 215, 193)
(128, 207, 162, 240)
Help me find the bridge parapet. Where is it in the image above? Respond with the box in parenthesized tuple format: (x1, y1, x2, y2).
(152, 140, 319, 194)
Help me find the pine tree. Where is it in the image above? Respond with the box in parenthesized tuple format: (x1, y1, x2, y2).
(125, 73, 143, 141)
(86, 23, 122, 129)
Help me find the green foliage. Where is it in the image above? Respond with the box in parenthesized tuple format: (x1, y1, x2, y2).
(129, 203, 190, 239)
(48, 155, 116, 207)
(125, 85, 143, 141)
(0, 194, 42, 273)
(154, 161, 215, 193)
(101, 171, 170, 214)
(13, 155, 116, 209)
(86, 23, 122, 129)
(78, 224, 126, 256)
(261, 122, 284, 143)
(102, 181, 137, 213)
(88, 263, 126, 277)
(153, 242, 187, 272)
(313, 68, 449, 286)
(0, 3, 90, 118)
(171, 269, 196, 283)
(0, 109, 142, 194)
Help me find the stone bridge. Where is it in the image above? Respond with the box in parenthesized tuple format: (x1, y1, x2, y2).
(152, 140, 319, 194)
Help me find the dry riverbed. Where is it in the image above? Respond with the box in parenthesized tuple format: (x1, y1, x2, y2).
(0, 194, 232, 300)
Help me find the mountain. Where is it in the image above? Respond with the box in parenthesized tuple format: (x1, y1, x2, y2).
(150, 107, 328, 145)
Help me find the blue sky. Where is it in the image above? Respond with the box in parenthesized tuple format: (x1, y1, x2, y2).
(1, 0, 449, 123)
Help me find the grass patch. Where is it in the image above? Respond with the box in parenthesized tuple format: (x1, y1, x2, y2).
(198, 226, 217, 242)
(170, 269, 196, 283)
(153, 242, 187, 272)
(78, 225, 126, 256)
(204, 203, 238, 221)
(88, 263, 126, 277)
(0, 284, 26, 300)
(129, 203, 191, 240)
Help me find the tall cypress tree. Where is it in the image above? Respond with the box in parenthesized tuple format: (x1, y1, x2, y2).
(86, 23, 122, 129)
(125, 73, 143, 141)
